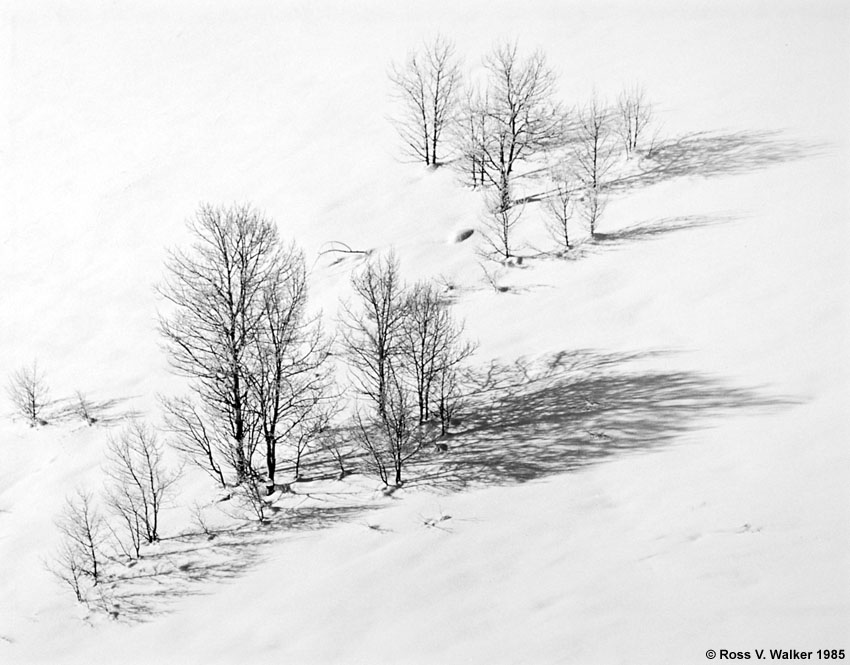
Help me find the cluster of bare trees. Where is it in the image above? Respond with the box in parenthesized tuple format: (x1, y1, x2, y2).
(340, 253, 475, 486)
(158, 204, 331, 501)
(6, 364, 117, 428)
(389, 37, 656, 256)
(157, 205, 474, 497)
(49, 419, 179, 606)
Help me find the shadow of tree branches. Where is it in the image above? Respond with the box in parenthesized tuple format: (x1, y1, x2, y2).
(592, 214, 737, 246)
(49, 395, 140, 426)
(101, 349, 796, 620)
(101, 502, 377, 621)
(606, 129, 822, 193)
(408, 350, 796, 491)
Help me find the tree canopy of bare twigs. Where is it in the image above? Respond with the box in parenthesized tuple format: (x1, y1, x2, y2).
(340, 251, 407, 416)
(571, 95, 619, 237)
(389, 34, 462, 166)
(104, 420, 179, 552)
(400, 280, 476, 426)
(480, 190, 525, 260)
(456, 41, 563, 209)
(616, 85, 652, 156)
(7, 361, 50, 426)
(340, 252, 418, 486)
(340, 253, 475, 485)
(454, 86, 489, 188)
(249, 247, 332, 489)
(51, 489, 106, 602)
(352, 371, 421, 487)
(158, 204, 286, 483)
(544, 168, 575, 252)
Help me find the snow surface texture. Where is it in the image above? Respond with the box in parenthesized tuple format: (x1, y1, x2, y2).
(1, 1, 849, 663)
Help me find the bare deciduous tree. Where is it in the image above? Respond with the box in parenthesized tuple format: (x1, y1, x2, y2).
(572, 95, 619, 237)
(158, 204, 283, 483)
(433, 357, 467, 436)
(400, 281, 476, 425)
(53, 489, 106, 597)
(454, 86, 489, 187)
(74, 390, 97, 425)
(341, 252, 423, 486)
(249, 247, 332, 492)
(479, 261, 509, 293)
(617, 85, 652, 156)
(352, 371, 422, 487)
(468, 41, 563, 209)
(340, 252, 407, 416)
(544, 170, 575, 252)
(389, 34, 462, 166)
(480, 191, 525, 260)
(50, 539, 87, 603)
(105, 420, 179, 546)
(7, 361, 50, 426)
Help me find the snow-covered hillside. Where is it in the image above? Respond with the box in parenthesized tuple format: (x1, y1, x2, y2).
(1, 1, 848, 663)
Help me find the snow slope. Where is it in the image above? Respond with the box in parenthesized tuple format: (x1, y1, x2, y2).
(1, 1, 849, 663)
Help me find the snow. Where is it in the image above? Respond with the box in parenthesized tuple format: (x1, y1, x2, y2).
(1, 1, 849, 663)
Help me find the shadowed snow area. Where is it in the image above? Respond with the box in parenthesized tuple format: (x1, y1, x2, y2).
(1, 1, 848, 663)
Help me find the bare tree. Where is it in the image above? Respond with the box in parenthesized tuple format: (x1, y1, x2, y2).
(433, 356, 467, 436)
(616, 85, 652, 156)
(473, 41, 563, 209)
(341, 252, 424, 486)
(7, 361, 50, 426)
(389, 35, 462, 166)
(453, 86, 489, 187)
(161, 395, 228, 488)
(544, 170, 575, 252)
(572, 95, 619, 237)
(352, 370, 422, 487)
(340, 252, 407, 416)
(54, 489, 106, 589)
(248, 246, 332, 491)
(158, 204, 283, 483)
(105, 483, 144, 560)
(400, 280, 476, 424)
(479, 261, 509, 293)
(50, 539, 87, 603)
(104, 420, 179, 545)
(73, 390, 97, 425)
(480, 191, 525, 260)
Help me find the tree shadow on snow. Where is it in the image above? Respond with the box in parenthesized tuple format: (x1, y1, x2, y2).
(606, 129, 822, 193)
(592, 214, 737, 246)
(102, 503, 377, 621)
(102, 349, 796, 620)
(48, 395, 141, 427)
(408, 349, 797, 492)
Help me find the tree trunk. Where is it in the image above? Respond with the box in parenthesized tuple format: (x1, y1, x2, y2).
(265, 435, 276, 487)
